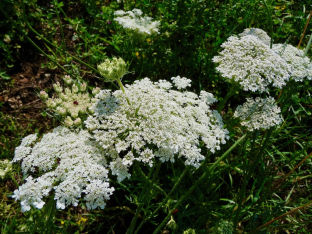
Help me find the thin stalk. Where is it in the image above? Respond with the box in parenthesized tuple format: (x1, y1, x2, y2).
(152, 134, 247, 234)
(134, 167, 190, 234)
(262, 0, 274, 48)
(251, 199, 312, 233)
(297, 10, 312, 49)
(17, 1, 100, 74)
(233, 128, 274, 230)
(53, 0, 65, 51)
(10, 174, 19, 188)
(217, 84, 240, 113)
(116, 79, 131, 105)
(135, 162, 167, 195)
(127, 162, 162, 234)
(304, 33, 312, 56)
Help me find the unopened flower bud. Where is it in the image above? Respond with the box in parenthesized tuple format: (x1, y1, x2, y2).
(46, 98, 56, 109)
(74, 118, 82, 125)
(63, 75, 72, 86)
(97, 57, 127, 82)
(56, 107, 67, 115)
(39, 90, 49, 100)
(59, 93, 69, 101)
(53, 82, 63, 93)
(54, 98, 63, 105)
(65, 88, 71, 95)
(92, 87, 100, 95)
(80, 83, 87, 92)
(70, 109, 79, 118)
(64, 116, 73, 127)
(72, 84, 79, 93)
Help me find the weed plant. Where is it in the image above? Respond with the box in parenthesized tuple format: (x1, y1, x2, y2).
(0, 0, 312, 233)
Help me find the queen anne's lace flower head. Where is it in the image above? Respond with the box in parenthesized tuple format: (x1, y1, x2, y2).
(212, 35, 291, 92)
(12, 126, 114, 212)
(273, 44, 312, 82)
(239, 28, 271, 46)
(234, 97, 282, 131)
(114, 9, 160, 38)
(85, 78, 229, 182)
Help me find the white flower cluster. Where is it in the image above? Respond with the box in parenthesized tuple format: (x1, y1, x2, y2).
(12, 126, 114, 212)
(114, 9, 160, 37)
(234, 97, 282, 131)
(273, 44, 312, 82)
(85, 77, 229, 181)
(212, 35, 291, 92)
(239, 28, 271, 46)
(171, 76, 191, 89)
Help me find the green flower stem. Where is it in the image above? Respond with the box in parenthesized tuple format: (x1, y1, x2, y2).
(127, 162, 162, 234)
(58, 7, 105, 57)
(117, 79, 126, 93)
(10, 174, 19, 188)
(217, 84, 240, 113)
(117, 79, 131, 105)
(233, 128, 274, 230)
(134, 166, 190, 234)
(0, 8, 70, 76)
(251, 199, 312, 233)
(152, 133, 247, 234)
(262, 0, 274, 49)
(17, 1, 100, 75)
(304, 33, 312, 57)
(135, 163, 167, 196)
(53, 0, 65, 51)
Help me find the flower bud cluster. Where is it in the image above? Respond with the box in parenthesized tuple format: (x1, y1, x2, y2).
(39, 75, 99, 127)
(0, 159, 13, 179)
(114, 8, 160, 38)
(234, 97, 282, 131)
(273, 44, 312, 82)
(97, 57, 127, 82)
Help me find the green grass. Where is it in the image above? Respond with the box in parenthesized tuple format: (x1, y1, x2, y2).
(0, 0, 312, 233)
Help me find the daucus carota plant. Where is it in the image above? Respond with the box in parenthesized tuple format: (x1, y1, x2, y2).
(234, 97, 283, 131)
(12, 127, 114, 212)
(239, 28, 271, 46)
(212, 35, 291, 92)
(273, 43, 312, 82)
(85, 77, 229, 181)
(114, 8, 160, 39)
(39, 75, 99, 127)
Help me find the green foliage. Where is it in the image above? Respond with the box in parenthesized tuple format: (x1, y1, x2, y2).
(0, 0, 312, 233)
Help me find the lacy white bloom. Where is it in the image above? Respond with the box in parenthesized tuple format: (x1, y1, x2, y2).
(212, 35, 291, 92)
(273, 44, 312, 82)
(12, 126, 114, 211)
(239, 28, 271, 46)
(234, 97, 282, 131)
(114, 9, 160, 37)
(171, 76, 192, 89)
(85, 78, 229, 181)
